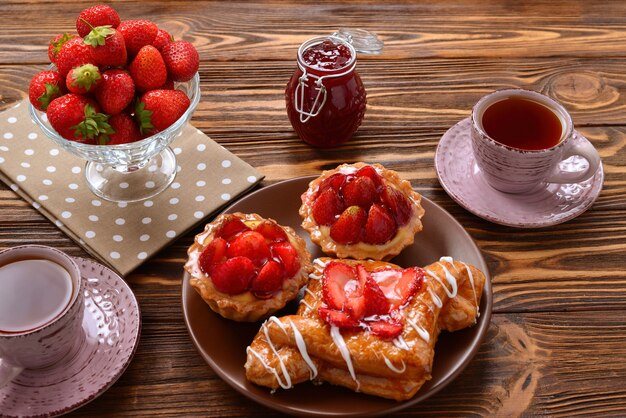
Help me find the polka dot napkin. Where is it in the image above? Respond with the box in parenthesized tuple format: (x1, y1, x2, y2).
(0, 101, 263, 276)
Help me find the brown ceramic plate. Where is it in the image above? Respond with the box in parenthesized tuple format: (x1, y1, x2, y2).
(182, 176, 492, 417)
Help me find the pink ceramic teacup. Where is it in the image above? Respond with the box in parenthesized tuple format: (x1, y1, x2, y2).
(0, 245, 84, 387)
(470, 89, 601, 194)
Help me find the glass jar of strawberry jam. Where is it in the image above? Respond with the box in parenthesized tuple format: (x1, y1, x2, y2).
(285, 29, 382, 148)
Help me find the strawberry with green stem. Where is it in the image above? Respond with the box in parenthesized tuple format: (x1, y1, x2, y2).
(47, 94, 113, 143)
(135, 89, 190, 135)
(48, 33, 76, 64)
(82, 19, 127, 67)
(66, 63, 102, 94)
(76, 4, 120, 38)
(29, 70, 64, 111)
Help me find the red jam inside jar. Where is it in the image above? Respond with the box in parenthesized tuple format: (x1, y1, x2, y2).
(285, 37, 366, 148)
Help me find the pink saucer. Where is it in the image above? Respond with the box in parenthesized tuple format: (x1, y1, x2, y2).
(0, 257, 141, 417)
(435, 118, 604, 228)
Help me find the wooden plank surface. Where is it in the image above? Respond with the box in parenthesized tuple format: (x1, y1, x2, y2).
(1, 0, 626, 416)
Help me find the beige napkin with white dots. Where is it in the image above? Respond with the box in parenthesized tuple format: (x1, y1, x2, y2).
(0, 100, 263, 277)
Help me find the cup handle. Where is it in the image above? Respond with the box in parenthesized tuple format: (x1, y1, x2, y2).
(546, 133, 601, 184)
(0, 357, 23, 388)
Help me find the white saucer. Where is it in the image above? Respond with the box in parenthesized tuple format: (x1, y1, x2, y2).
(435, 117, 604, 228)
(0, 257, 141, 417)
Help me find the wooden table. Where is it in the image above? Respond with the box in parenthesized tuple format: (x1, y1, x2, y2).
(2, 1, 625, 416)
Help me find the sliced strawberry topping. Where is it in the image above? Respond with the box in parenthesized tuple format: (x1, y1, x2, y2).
(342, 176, 378, 209)
(356, 165, 383, 189)
(330, 206, 367, 245)
(364, 204, 397, 244)
(227, 231, 271, 266)
(318, 307, 360, 330)
(216, 217, 250, 240)
(372, 267, 424, 309)
(382, 185, 413, 226)
(322, 262, 356, 310)
(255, 220, 288, 242)
(270, 242, 301, 276)
(211, 256, 255, 295)
(358, 265, 390, 316)
(198, 237, 227, 275)
(312, 187, 344, 226)
(368, 319, 403, 340)
(251, 260, 285, 298)
(319, 173, 347, 194)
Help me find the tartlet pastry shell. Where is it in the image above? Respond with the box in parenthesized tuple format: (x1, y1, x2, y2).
(185, 212, 313, 322)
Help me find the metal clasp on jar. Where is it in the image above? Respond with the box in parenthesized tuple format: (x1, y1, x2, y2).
(294, 72, 327, 123)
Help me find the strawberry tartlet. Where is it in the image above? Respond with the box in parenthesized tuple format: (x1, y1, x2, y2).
(185, 213, 313, 322)
(300, 162, 425, 260)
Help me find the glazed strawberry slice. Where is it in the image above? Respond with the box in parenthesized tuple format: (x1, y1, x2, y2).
(364, 204, 397, 245)
(318, 307, 360, 330)
(342, 176, 378, 209)
(216, 217, 250, 240)
(251, 260, 285, 298)
(227, 231, 271, 266)
(255, 220, 288, 242)
(211, 256, 255, 295)
(312, 187, 343, 226)
(368, 319, 403, 340)
(322, 262, 357, 311)
(381, 185, 413, 226)
(198, 237, 227, 275)
(330, 206, 367, 245)
(372, 267, 425, 309)
(270, 242, 301, 276)
(355, 165, 383, 189)
(318, 173, 347, 194)
(357, 265, 390, 316)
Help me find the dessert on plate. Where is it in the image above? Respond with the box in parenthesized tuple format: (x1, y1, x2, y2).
(244, 256, 485, 400)
(185, 213, 313, 322)
(300, 162, 425, 260)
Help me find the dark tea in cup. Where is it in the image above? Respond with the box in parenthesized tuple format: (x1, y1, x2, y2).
(481, 96, 563, 151)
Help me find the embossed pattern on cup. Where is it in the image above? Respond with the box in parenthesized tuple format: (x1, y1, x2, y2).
(470, 89, 600, 194)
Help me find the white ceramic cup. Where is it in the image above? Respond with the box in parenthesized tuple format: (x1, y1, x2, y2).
(470, 89, 601, 194)
(0, 245, 84, 388)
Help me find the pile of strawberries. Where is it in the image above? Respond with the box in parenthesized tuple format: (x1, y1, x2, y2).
(28, 4, 199, 145)
(198, 216, 302, 298)
(319, 261, 424, 339)
(312, 166, 414, 245)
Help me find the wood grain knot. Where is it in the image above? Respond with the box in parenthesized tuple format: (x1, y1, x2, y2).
(547, 72, 618, 110)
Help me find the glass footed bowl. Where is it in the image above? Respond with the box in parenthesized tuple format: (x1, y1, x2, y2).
(29, 72, 201, 203)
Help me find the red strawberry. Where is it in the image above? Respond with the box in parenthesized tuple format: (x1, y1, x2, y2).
(342, 175, 378, 209)
(373, 267, 425, 309)
(66, 63, 101, 94)
(129, 45, 167, 92)
(152, 28, 173, 51)
(270, 242, 300, 276)
(210, 256, 255, 295)
(251, 260, 285, 298)
(255, 220, 288, 242)
(47, 94, 112, 143)
(198, 237, 228, 275)
(161, 40, 199, 82)
(312, 187, 343, 226)
(319, 173, 347, 194)
(83, 26, 127, 67)
(28, 70, 64, 111)
(368, 319, 403, 340)
(55, 37, 96, 78)
(318, 307, 360, 330)
(356, 165, 383, 188)
(216, 217, 250, 240)
(330, 206, 367, 245)
(95, 69, 135, 115)
(358, 265, 390, 316)
(118, 20, 158, 56)
(104, 113, 142, 145)
(135, 89, 190, 134)
(322, 262, 356, 310)
(364, 204, 397, 245)
(76, 5, 120, 38)
(382, 185, 413, 226)
(48, 33, 76, 64)
(227, 231, 271, 266)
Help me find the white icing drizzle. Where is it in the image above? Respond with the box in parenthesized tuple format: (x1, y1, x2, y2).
(439, 256, 459, 274)
(428, 288, 443, 308)
(393, 336, 410, 350)
(309, 272, 323, 280)
(263, 319, 292, 389)
(299, 299, 314, 311)
(314, 259, 329, 268)
(288, 319, 318, 380)
(304, 288, 315, 298)
(330, 325, 360, 391)
(407, 317, 430, 343)
(460, 261, 480, 317)
(382, 355, 406, 374)
(247, 346, 290, 389)
(426, 265, 458, 299)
